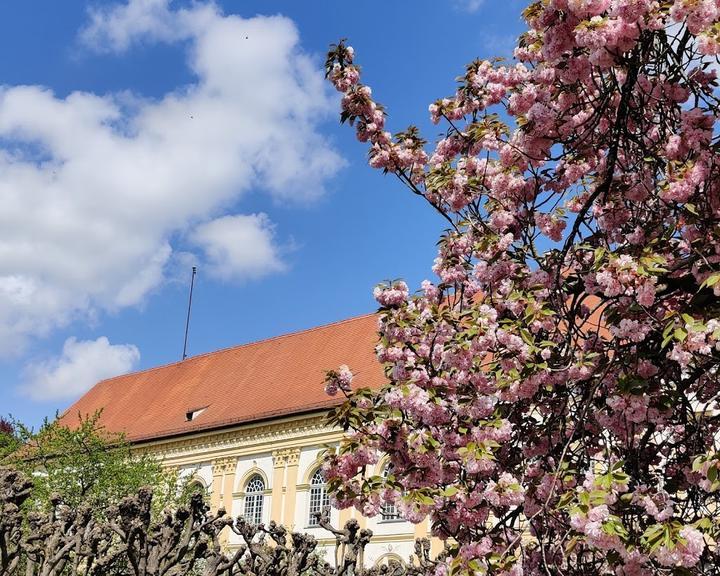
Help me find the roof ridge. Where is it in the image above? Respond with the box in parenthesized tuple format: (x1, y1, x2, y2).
(90, 311, 378, 387)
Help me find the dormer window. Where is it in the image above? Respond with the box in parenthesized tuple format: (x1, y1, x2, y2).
(185, 406, 208, 421)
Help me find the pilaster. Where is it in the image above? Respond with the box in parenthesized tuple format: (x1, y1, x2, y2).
(339, 506, 353, 527)
(210, 457, 236, 546)
(210, 459, 225, 511)
(357, 507, 367, 529)
(271, 450, 287, 522)
(221, 457, 237, 513)
(281, 448, 301, 528)
(211, 458, 236, 511)
(430, 535, 444, 557)
(414, 516, 429, 540)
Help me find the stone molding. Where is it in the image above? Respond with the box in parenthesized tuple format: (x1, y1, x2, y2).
(138, 414, 337, 460)
(272, 447, 301, 467)
(212, 457, 236, 476)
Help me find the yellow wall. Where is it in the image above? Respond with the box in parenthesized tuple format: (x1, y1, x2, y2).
(137, 411, 438, 563)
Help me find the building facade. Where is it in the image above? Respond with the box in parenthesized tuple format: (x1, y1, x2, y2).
(137, 411, 436, 565)
(61, 314, 439, 566)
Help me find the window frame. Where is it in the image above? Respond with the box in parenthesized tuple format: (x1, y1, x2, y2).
(243, 474, 265, 525)
(307, 469, 330, 527)
(379, 464, 402, 522)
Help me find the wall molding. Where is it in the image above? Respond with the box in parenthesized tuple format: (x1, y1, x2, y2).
(135, 413, 338, 462)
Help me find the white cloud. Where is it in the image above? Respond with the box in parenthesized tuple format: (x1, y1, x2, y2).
(0, 1, 344, 355)
(481, 33, 520, 58)
(81, 0, 184, 52)
(191, 213, 285, 281)
(22, 336, 140, 401)
(453, 0, 485, 13)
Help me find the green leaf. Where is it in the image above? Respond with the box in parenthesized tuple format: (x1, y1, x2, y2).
(692, 455, 706, 472)
(565, 536, 580, 553)
(695, 517, 713, 530)
(442, 486, 459, 497)
(702, 273, 720, 288)
(662, 321, 674, 339)
(708, 465, 717, 482)
(557, 491, 575, 508)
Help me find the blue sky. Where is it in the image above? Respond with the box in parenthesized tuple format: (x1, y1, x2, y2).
(0, 0, 525, 427)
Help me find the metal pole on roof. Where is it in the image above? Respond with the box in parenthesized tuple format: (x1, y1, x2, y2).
(182, 266, 197, 360)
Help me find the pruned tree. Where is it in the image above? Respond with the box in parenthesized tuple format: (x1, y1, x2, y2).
(0, 468, 437, 576)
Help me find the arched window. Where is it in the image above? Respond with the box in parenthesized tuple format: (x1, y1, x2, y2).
(308, 469, 330, 526)
(375, 554, 405, 568)
(187, 479, 206, 497)
(243, 474, 265, 524)
(381, 464, 401, 521)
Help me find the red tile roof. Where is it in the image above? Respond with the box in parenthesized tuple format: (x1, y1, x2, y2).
(59, 314, 384, 443)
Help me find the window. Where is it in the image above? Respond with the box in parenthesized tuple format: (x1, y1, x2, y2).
(381, 464, 401, 521)
(185, 406, 207, 421)
(308, 470, 330, 526)
(187, 479, 206, 496)
(243, 474, 265, 524)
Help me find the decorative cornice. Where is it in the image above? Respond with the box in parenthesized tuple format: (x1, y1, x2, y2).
(212, 457, 236, 476)
(287, 448, 301, 466)
(272, 450, 287, 468)
(138, 414, 338, 460)
(272, 447, 301, 467)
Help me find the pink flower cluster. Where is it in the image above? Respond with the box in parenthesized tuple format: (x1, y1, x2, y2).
(323, 364, 354, 396)
(373, 281, 409, 307)
(655, 526, 705, 568)
(586, 255, 658, 313)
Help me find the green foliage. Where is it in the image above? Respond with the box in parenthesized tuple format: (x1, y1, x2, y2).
(3, 411, 190, 513)
(0, 417, 20, 460)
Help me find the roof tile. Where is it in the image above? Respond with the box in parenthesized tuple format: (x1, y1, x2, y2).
(59, 314, 384, 442)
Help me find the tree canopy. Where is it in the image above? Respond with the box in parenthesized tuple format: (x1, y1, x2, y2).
(3, 412, 185, 513)
(323, 2, 720, 574)
(0, 418, 20, 461)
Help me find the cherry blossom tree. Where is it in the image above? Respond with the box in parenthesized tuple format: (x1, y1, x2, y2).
(323, 2, 720, 574)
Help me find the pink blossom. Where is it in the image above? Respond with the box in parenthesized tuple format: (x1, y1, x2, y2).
(655, 526, 705, 568)
(324, 364, 354, 396)
(324, 9, 720, 571)
(610, 318, 651, 342)
(536, 212, 567, 241)
(373, 281, 409, 307)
